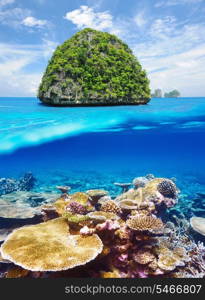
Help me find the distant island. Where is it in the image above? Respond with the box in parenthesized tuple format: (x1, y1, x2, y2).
(151, 89, 181, 98)
(38, 28, 151, 106)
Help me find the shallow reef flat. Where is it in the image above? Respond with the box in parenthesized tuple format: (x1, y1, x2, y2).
(0, 173, 205, 278)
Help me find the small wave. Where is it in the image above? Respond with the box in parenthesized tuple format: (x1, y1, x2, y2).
(132, 125, 156, 130)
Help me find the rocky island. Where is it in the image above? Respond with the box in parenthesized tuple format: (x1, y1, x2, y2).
(38, 28, 150, 106)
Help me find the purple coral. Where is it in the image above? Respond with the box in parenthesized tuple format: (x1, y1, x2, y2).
(66, 201, 87, 215)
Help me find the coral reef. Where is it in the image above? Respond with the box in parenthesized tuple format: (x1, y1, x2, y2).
(0, 173, 36, 196)
(0, 174, 204, 278)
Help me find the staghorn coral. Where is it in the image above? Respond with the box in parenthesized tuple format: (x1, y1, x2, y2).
(0, 217, 103, 272)
(126, 215, 164, 234)
(101, 200, 121, 214)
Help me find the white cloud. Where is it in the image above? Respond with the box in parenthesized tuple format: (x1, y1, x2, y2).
(132, 15, 205, 96)
(134, 11, 147, 27)
(0, 0, 15, 8)
(22, 16, 48, 28)
(0, 41, 56, 96)
(0, 7, 31, 27)
(155, 0, 203, 7)
(64, 5, 113, 30)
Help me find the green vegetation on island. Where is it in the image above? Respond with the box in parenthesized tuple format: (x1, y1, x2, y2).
(38, 28, 150, 106)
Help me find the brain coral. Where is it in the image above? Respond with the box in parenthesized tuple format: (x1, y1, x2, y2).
(0, 217, 103, 271)
(157, 180, 177, 198)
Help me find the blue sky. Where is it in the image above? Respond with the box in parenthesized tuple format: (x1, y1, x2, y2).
(0, 0, 205, 97)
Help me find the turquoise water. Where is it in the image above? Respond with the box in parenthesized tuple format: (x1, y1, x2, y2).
(0, 97, 205, 218)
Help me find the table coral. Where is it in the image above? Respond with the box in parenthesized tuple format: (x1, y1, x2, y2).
(126, 215, 164, 234)
(0, 217, 103, 272)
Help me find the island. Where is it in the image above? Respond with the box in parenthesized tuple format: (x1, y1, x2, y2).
(38, 28, 151, 106)
(151, 89, 181, 98)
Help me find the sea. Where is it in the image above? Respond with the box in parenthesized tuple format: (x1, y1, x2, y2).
(0, 97, 205, 220)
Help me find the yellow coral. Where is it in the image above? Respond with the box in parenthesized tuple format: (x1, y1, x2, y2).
(0, 217, 103, 272)
(126, 215, 164, 233)
(54, 198, 70, 216)
(100, 270, 121, 278)
(88, 211, 119, 223)
(70, 192, 91, 206)
(86, 190, 108, 204)
(101, 200, 121, 214)
(157, 254, 181, 272)
(133, 249, 155, 265)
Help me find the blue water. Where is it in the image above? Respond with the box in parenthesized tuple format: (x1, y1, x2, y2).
(0, 97, 205, 205)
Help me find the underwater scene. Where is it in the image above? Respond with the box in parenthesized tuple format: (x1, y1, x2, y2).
(0, 97, 205, 278)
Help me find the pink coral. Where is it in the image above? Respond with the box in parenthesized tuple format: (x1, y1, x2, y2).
(66, 201, 87, 215)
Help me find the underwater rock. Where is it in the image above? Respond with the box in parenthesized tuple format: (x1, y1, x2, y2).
(0, 201, 41, 219)
(0, 217, 103, 271)
(190, 217, 205, 236)
(38, 28, 150, 106)
(18, 172, 36, 191)
(0, 191, 58, 221)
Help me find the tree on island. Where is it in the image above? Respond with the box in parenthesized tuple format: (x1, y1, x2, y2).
(164, 90, 180, 98)
(151, 89, 162, 98)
